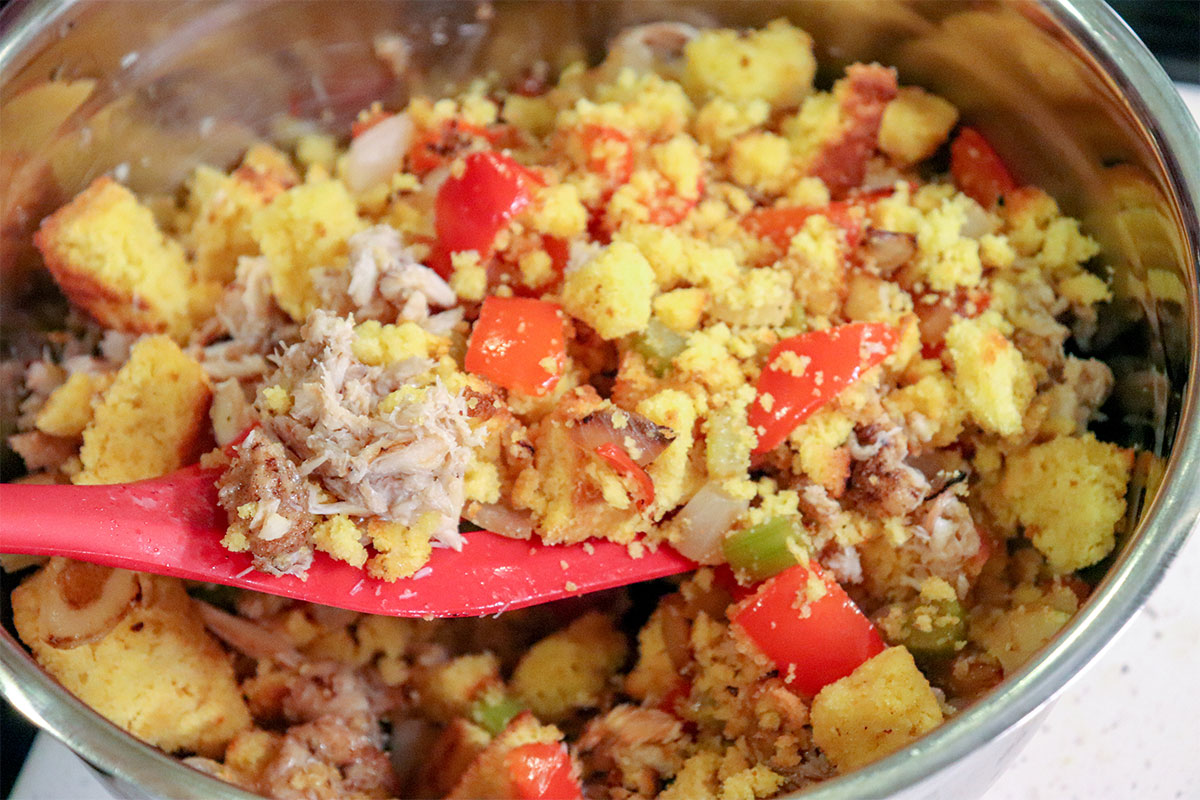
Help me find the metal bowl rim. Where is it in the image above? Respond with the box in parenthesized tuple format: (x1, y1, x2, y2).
(0, 0, 1197, 798)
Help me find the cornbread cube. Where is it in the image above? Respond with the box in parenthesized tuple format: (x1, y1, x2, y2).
(996, 434, 1133, 572)
(811, 647, 944, 771)
(33, 371, 113, 438)
(877, 87, 959, 167)
(33, 177, 198, 338)
(562, 241, 656, 340)
(448, 712, 569, 800)
(945, 315, 1034, 436)
(250, 177, 363, 320)
(511, 613, 628, 721)
(74, 336, 211, 485)
(11, 561, 251, 757)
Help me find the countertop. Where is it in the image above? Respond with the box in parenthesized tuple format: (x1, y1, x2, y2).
(8, 83, 1200, 800)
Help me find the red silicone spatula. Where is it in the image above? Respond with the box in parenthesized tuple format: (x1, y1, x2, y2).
(0, 466, 694, 617)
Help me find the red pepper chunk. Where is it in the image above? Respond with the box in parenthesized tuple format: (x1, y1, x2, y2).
(504, 742, 583, 800)
(594, 443, 655, 511)
(465, 297, 565, 396)
(434, 151, 539, 276)
(743, 201, 864, 254)
(731, 562, 885, 697)
(950, 127, 1017, 208)
(749, 322, 898, 454)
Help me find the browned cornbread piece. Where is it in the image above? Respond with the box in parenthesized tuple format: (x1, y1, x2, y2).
(74, 335, 211, 485)
(33, 176, 200, 338)
(11, 559, 251, 757)
(811, 646, 944, 771)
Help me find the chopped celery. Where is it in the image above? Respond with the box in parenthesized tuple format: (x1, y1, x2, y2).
(882, 598, 967, 661)
(470, 692, 526, 735)
(723, 516, 807, 582)
(632, 319, 687, 377)
(705, 406, 751, 479)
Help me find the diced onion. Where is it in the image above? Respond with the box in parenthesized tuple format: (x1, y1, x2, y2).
(39, 560, 141, 649)
(862, 229, 916, 274)
(344, 112, 414, 194)
(465, 501, 535, 540)
(671, 482, 749, 564)
(568, 407, 675, 467)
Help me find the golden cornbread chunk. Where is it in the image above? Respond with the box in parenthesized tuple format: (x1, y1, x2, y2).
(250, 177, 363, 321)
(945, 314, 1034, 436)
(684, 19, 816, 109)
(877, 87, 959, 167)
(811, 647, 944, 771)
(33, 371, 113, 438)
(11, 560, 251, 757)
(75, 336, 211, 485)
(996, 434, 1134, 572)
(511, 613, 629, 722)
(33, 177, 200, 339)
(448, 712, 568, 799)
(562, 241, 656, 339)
(183, 143, 299, 284)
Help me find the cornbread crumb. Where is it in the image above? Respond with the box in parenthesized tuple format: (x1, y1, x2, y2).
(312, 515, 368, 568)
(511, 613, 628, 722)
(251, 177, 363, 320)
(945, 314, 1033, 436)
(995, 434, 1133, 572)
(366, 513, 438, 581)
(684, 20, 816, 109)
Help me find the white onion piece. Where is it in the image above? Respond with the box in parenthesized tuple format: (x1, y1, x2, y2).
(608, 22, 700, 72)
(671, 482, 749, 564)
(39, 560, 141, 649)
(465, 501, 535, 540)
(960, 202, 995, 239)
(862, 230, 916, 274)
(196, 600, 301, 667)
(344, 113, 414, 194)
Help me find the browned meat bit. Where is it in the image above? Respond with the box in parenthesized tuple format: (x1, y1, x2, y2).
(217, 430, 315, 577)
(844, 424, 930, 519)
(7, 430, 78, 473)
(808, 64, 899, 197)
(578, 706, 690, 798)
(258, 717, 400, 800)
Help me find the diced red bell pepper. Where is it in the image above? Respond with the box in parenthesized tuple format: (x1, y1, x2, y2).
(584, 124, 636, 184)
(594, 442, 655, 511)
(408, 119, 497, 176)
(350, 108, 390, 139)
(950, 127, 1017, 208)
(749, 322, 899, 454)
(504, 742, 584, 800)
(742, 201, 864, 254)
(465, 296, 565, 396)
(435, 151, 539, 264)
(731, 562, 885, 697)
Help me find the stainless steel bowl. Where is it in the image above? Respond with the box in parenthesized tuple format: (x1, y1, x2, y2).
(1, 1, 1197, 798)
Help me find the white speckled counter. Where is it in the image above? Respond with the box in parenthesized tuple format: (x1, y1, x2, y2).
(10, 84, 1200, 800)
